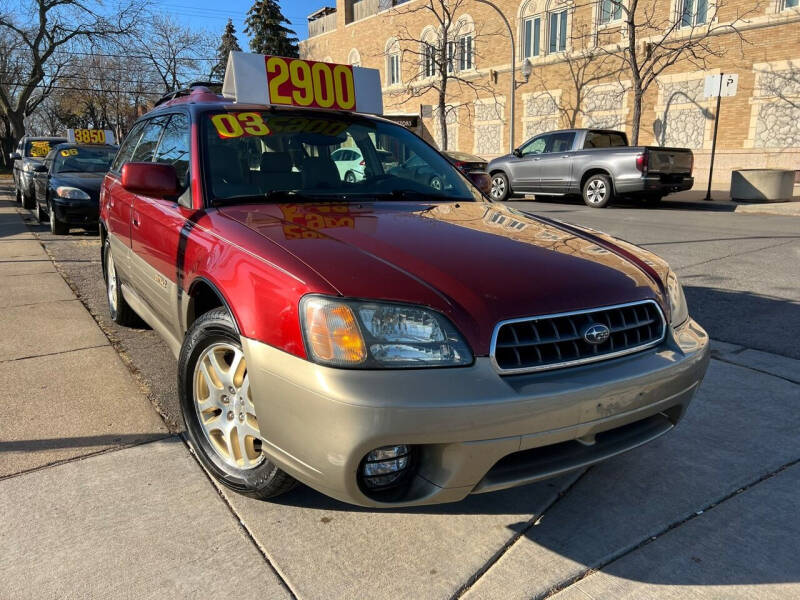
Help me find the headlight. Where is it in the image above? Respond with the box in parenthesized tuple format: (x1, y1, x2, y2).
(56, 186, 91, 200)
(666, 270, 688, 327)
(300, 296, 473, 368)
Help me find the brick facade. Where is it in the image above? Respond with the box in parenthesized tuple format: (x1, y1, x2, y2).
(301, 0, 800, 189)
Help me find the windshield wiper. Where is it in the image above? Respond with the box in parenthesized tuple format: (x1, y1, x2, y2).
(211, 190, 319, 206)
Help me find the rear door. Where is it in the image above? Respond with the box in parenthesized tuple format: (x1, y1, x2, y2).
(535, 131, 576, 193)
(507, 134, 548, 191)
(130, 113, 192, 340)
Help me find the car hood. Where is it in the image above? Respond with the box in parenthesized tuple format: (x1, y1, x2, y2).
(51, 172, 105, 194)
(219, 201, 668, 355)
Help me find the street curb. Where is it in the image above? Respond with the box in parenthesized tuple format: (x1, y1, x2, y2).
(734, 201, 800, 217)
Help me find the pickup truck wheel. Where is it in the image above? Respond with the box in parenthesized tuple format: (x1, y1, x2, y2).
(490, 173, 511, 201)
(583, 174, 613, 208)
(103, 239, 138, 325)
(178, 308, 297, 500)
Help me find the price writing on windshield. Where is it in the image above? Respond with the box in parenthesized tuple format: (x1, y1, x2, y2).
(265, 56, 355, 111)
(73, 129, 107, 144)
(210, 113, 349, 139)
(29, 141, 51, 157)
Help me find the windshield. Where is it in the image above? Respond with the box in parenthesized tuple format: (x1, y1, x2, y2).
(26, 139, 63, 158)
(202, 111, 481, 204)
(53, 146, 116, 173)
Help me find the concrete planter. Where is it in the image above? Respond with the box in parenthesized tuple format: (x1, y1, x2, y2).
(731, 169, 796, 203)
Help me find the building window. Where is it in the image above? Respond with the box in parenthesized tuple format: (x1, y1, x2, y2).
(423, 43, 436, 77)
(680, 0, 708, 26)
(388, 53, 400, 85)
(446, 40, 456, 73)
(549, 10, 567, 53)
(348, 48, 362, 67)
(523, 16, 541, 58)
(459, 35, 473, 70)
(599, 0, 623, 24)
(781, 0, 798, 8)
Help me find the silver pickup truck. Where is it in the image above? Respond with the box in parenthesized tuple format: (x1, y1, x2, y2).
(488, 129, 694, 208)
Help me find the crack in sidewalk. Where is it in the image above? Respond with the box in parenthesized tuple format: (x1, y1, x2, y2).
(450, 468, 592, 600)
(537, 456, 800, 600)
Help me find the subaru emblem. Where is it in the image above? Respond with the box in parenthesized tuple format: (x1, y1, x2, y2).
(584, 323, 610, 345)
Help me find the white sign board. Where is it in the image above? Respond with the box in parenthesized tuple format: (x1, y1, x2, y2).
(704, 73, 738, 98)
(221, 51, 383, 115)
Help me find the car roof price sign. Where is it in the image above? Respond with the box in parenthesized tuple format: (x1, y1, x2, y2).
(221, 52, 383, 116)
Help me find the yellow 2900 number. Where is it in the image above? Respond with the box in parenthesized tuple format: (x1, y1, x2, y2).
(266, 56, 355, 111)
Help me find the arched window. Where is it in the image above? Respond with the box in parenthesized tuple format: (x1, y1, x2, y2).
(385, 38, 401, 86)
(453, 15, 475, 71)
(348, 48, 362, 67)
(519, 0, 546, 59)
(420, 27, 438, 78)
(546, 0, 568, 53)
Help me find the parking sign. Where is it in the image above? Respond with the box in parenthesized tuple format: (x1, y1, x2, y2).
(704, 73, 738, 98)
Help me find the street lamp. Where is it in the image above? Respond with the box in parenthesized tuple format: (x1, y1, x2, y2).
(473, 0, 527, 154)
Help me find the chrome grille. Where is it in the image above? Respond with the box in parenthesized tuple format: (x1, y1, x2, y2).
(491, 300, 666, 374)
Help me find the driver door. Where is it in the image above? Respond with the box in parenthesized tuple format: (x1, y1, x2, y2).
(507, 134, 548, 191)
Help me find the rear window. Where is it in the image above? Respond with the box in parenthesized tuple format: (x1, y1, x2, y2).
(26, 140, 63, 158)
(584, 131, 628, 149)
(202, 111, 480, 204)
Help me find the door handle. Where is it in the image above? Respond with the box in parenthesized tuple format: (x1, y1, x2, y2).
(561, 155, 570, 159)
(132, 213, 140, 228)
(534, 157, 541, 161)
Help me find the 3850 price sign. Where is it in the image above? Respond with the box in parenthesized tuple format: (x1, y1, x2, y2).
(73, 129, 107, 144)
(265, 56, 355, 111)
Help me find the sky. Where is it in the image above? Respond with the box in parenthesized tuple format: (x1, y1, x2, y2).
(159, 0, 321, 47)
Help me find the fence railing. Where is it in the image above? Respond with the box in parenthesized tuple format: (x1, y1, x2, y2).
(308, 12, 337, 37)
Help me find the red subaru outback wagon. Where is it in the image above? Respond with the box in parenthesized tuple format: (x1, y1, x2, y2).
(99, 54, 709, 507)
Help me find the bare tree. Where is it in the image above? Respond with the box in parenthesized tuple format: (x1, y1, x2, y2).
(596, 0, 756, 144)
(389, 0, 501, 151)
(135, 15, 214, 94)
(0, 0, 143, 165)
(528, 19, 623, 130)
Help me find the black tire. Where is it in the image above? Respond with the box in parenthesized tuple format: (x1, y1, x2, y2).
(22, 189, 35, 210)
(15, 187, 22, 204)
(582, 174, 613, 208)
(49, 202, 69, 234)
(344, 170, 356, 183)
(103, 238, 138, 326)
(34, 198, 46, 222)
(178, 308, 297, 499)
(490, 172, 511, 201)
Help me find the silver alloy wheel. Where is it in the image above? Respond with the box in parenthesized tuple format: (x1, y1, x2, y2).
(106, 246, 119, 312)
(491, 176, 505, 199)
(193, 343, 264, 470)
(586, 179, 607, 205)
(430, 177, 442, 191)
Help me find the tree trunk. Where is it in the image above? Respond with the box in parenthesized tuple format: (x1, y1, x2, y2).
(437, 86, 447, 151)
(630, 87, 642, 146)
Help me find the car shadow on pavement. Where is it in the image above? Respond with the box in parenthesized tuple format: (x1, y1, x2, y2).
(510, 194, 739, 212)
(0, 433, 172, 453)
(684, 285, 800, 360)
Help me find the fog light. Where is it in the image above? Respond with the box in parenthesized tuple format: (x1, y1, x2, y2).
(360, 444, 411, 489)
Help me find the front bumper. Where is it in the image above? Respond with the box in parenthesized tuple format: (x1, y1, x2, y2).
(52, 198, 99, 227)
(242, 318, 709, 507)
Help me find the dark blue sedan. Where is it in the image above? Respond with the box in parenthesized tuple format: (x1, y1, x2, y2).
(32, 143, 117, 234)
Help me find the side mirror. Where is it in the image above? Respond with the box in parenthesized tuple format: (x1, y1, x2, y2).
(513, 148, 523, 158)
(467, 171, 492, 196)
(121, 162, 179, 198)
(9, 152, 20, 160)
(32, 164, 48, 173)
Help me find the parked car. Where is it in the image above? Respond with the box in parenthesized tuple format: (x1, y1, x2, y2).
(10, 136, 67, 209)
(388, 153, 447, 191)
(99, 55, 708, 508)
(332, 147, 397, 183)
(488, 129, 694, 208)
(443, 150, 488, 174)
(31, 143, 117, 234)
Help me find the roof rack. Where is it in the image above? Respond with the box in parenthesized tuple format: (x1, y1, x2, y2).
(153, 82, 223, 107)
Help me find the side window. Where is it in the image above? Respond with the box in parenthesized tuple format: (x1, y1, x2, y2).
(154, 113, 191, 189)
(545, 132, 575, 153)
(130, 118, 167, 163)
(608, 132, 627, 147)
(111, 121, 147, 172)
(520, 135, 548, 156)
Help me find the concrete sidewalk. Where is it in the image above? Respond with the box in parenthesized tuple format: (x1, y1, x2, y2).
(0, 200, 290, 598)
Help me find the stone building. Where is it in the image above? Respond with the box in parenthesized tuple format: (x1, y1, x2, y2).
(301, 0, 800, 189)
